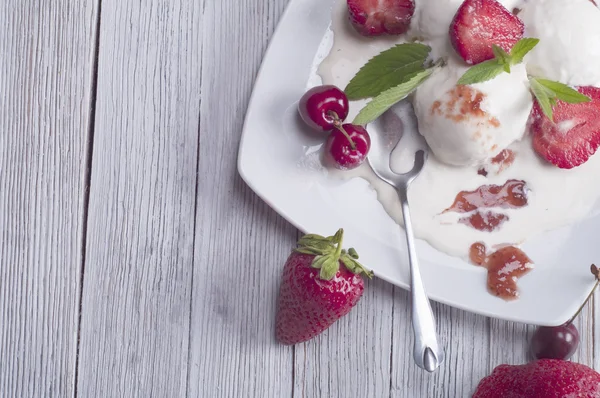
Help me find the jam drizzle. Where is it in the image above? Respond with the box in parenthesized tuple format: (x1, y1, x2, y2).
(469, 243, 533, 300)
(444, 179, 527, 214)
(460, 211, 509, 232)
(477, 149, 516, 177)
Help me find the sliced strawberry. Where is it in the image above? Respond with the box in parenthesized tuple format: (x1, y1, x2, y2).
(347, 0, 415, 36)
(530, 86, 600, 169)
(449, 0, 524, 65)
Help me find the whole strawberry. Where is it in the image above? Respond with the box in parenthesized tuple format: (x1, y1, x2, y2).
(473, 359, 600, 397)
(275, 229, 372, 345)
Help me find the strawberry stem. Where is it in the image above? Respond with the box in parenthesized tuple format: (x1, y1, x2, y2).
(334, 229, 344, 257)
(566, 264, 600, 325)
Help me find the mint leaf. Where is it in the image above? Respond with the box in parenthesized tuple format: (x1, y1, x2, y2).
(535, 78, 591, 104)
(529, 77, 592, 121)
(510, 38, 540, 65)
(345, 43, 431, 100)
(353, 68, 434, 126)
(458, 37, 539, 85)
(457, 59, 505, 85)
(529, 77, 555, 121)
(492, 45, 511, 68)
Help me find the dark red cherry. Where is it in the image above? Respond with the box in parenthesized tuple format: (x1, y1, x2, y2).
(530, 324, 580, 361)
(298, 85, 349, 132)
(325, 124, 371, 170)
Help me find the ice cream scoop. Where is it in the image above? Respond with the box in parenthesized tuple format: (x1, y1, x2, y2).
(520, 0, 600, 86)
(413, 59, 532, 166)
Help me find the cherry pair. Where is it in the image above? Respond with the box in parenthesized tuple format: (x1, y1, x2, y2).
(298, 85, 370, 170)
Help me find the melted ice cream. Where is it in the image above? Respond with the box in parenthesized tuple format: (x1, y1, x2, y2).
(316, 0, 600, 259)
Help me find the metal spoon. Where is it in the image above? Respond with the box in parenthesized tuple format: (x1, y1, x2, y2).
(367, 101, 445, 372)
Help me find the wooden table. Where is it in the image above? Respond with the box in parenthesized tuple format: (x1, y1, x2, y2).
(1, 1, 598, 397)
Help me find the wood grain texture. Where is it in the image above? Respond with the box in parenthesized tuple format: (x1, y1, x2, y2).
(186, 0, 298, 397)
(389, 294, 490, 398)
(294, 278, 394, 398)
(1, 1, 598, 397)
(76, 0, 203, 396)
(0, 2, 98, 397)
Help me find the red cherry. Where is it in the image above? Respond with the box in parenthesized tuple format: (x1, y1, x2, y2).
(325, 124, 371, 170)
(298, 85, 349, 132)
(530, 324, 580, 361)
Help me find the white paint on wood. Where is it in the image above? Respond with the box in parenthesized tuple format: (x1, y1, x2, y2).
(186, 0, 297, 397)
(0, 1, 597, 397)
(0, 2, 98, 397)
(390, 294, 490, 398)
(294, 278, 394, 398)
(76, 0, 203, 396)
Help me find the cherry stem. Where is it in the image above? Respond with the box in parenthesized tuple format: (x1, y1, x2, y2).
(327, 111, 357, 150)
(566, 264, 600, 325)
(336, 124, 357, 151)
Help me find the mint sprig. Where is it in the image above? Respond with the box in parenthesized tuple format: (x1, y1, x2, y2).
(529, 77, 591, 121)
(344, 43, 431, 100)
(510, 38, 540, 64)
(457, 59, 506, 86)
(353, 68, 434, 126)
(458, 38, 540, 86)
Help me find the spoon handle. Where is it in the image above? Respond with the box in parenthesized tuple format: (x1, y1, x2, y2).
(398, 187, 444, 372)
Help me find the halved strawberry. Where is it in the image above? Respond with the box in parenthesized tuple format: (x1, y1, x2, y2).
(347, 0, 415, 36)
(449, 0, 524, 65)
(530, 86, 600, 169)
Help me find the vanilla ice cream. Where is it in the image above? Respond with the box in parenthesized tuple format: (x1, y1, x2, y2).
(413, 60, 533, 166)
(520, 0, 600, 86)
(410, 0, 463, 40)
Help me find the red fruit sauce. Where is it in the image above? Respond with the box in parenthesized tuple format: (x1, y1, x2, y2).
(444, 179, 527, 232)
(431, 85, 500, 128)
(492, 149, 515, 169)
(445, 179, 527, 214)
(469, 243, 533, 300)
(478, 149, 516, 177)
(460, 211, 509, 232)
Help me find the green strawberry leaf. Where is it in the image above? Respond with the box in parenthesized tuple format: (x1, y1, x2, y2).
(310, 254, 328, 269)
(300, 233, 328, 241)
(529, 77, 555, 121)
(353, 68, 434, 126)
(319, 254, 340, 280)
(340, 254, 374, 278)
(510, 38, 540, 65)
(348, 247, 359, 259)
(298, 237, 335, 252)
(294, 247, 326, 255)
(344, 43, 431, 100)
(457, 59, 505, 85)
(534, 78, 592, 104)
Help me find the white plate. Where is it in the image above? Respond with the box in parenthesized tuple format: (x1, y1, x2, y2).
(238, 0, 598, 325)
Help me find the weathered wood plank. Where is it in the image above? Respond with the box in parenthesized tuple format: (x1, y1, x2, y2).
(186, 0, 297, 397)
(389, 294, 490, 398)
(76, 0, 203, 396)
(0, 2, 98, 397)
(489, 301, 594, 370)
(293, 278, 394, 398)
